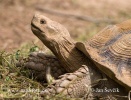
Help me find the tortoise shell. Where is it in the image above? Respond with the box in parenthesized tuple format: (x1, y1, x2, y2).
(76, 19, 131, 91)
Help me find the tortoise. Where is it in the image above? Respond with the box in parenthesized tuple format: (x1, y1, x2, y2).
(21, 13, 131, 99)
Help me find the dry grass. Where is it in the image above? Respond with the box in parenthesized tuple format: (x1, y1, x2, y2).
(0, 44, 43, 100)
(0, 44, 82, 100)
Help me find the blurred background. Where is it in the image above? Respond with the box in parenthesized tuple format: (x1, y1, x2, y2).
(0, 0, 131, 51)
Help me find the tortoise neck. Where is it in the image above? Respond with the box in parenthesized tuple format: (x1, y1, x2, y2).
(52, 38, 87, 72)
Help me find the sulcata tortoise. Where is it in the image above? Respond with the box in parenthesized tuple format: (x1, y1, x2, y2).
(21, 14, 131, 99)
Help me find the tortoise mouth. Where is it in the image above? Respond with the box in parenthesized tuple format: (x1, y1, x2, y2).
(31, 22, 43, 33)
(31, 22, 47, 41)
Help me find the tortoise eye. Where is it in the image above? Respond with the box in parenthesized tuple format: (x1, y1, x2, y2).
(40, 19, 46, 24)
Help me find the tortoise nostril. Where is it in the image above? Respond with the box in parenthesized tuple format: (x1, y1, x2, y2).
(34, 13, 40, 18)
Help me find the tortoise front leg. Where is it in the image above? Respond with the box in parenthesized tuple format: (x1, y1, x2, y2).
(17, 51, 66, 82)
(40, 65, 92, 99)
(40, 65, 128, 100)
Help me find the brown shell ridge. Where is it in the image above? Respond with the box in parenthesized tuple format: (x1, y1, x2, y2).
(88, 19, 131, 49)
(100, 33, 131, 67)
(85, 19, 131, 91)
(94, 59, 131, 91)
(104, 30, 131, 47)
(87, 47, 131, 90)
(88, 25, 119, 49)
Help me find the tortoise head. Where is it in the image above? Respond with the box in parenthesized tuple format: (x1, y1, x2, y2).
(31, 13, 71, 49)
(31, 14, 79, 72)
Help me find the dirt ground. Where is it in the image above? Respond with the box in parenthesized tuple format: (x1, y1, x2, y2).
(0, 0, 131, 51)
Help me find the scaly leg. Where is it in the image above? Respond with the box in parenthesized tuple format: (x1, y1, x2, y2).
(40, 65, 128, 100)
(40, 65, 92, 99)
(16, 51, 66, 82)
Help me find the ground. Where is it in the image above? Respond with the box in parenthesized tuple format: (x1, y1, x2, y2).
(0, 0, 131, 51)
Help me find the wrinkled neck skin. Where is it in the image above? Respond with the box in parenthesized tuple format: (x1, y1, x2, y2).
(43, 36, 95, 72)
(52, 37, 84, 72)
(42, 36, 102, 84)
(41, 36, 82, 72)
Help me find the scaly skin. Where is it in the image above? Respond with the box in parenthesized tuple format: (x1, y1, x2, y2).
(17, 51, 66, 82)
(40, 65, 92, 99)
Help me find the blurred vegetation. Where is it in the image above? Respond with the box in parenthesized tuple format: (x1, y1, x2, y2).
(0, 0, 131, 51)
(0, 44, 43, 100)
